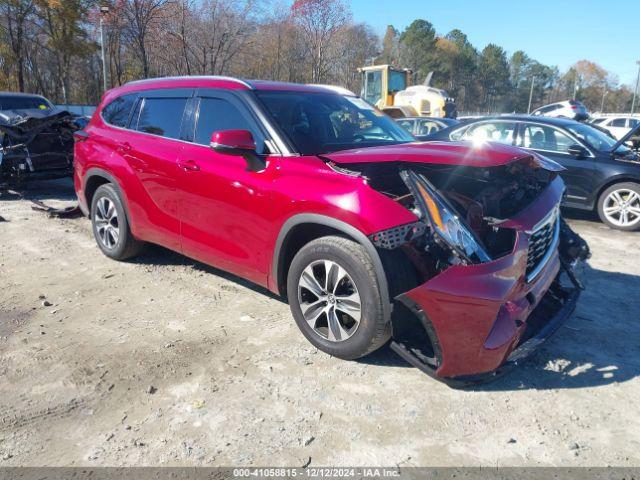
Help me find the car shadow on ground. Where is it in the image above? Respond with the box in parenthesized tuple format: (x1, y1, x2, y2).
(130, 244, 285, 303)
(0, 178, 76, 202)
(365, 262, 640, 391)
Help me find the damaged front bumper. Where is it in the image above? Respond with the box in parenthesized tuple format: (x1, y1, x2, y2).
(384, 176, 588, 386)
(391, 260, 581, 387)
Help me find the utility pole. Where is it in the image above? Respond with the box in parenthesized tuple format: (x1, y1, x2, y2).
(99, 5, 110, 93)
(573, 74, 580, 100)
(631, 60, 640, 115)
(601, 86, 608, 113)
(527, 75, 535, 114)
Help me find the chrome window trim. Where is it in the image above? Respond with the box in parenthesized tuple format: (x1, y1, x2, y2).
(449, 119, 597, 158)
(515, 120, 596, 158)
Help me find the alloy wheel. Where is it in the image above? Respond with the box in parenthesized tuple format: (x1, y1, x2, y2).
(603, 189, 640, 228)
(94, 197, 120, 249)
(297, 259, 361, 342)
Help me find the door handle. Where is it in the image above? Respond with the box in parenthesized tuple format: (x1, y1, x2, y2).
(178, 160, 200, 172)
(117, 142, 132, 153)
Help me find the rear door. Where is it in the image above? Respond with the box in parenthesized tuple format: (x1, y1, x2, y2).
(175, 90, 276, 285)
(124, 89, 193, 250)
(516, 122, 596, 205)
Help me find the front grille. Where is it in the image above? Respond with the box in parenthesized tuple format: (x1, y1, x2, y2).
(526, 206, 560, 281)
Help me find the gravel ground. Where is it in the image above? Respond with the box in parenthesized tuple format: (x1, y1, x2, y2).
(0, 179, 639, 467)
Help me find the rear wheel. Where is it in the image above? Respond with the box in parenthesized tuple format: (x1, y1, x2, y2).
(597, 182, 640, 231)
(91, 183, 144, 259)
(286, 236, 389, 360)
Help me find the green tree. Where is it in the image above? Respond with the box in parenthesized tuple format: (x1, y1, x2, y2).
(435, 29, 478, 110)
(478, 43, 510, 110)
(398, 19, 437, 83)
(376, 25, 398, 65)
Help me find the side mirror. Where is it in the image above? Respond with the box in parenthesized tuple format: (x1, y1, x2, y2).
(568, 144, 588, 158)
(210, 130, 265, 171)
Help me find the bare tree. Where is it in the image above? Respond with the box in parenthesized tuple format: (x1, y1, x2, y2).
(290, 0, 350, 83)
(122, 0, 170, 77)
(0, 0, 35, 91)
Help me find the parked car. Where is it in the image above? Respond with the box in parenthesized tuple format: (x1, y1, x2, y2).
(0, 91, 78, 187)
(74, 77, 589, 385)
(395, 116, 459, 138)
(595, 115, 640, 140)
(531, 100, 589, 121)
(428, 115, 640, 230)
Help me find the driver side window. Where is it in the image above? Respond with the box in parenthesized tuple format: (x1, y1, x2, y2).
(194, 97, 266, 153)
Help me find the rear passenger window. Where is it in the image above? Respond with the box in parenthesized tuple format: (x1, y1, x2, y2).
(195, 97, 263, 151)
(459, 122, 516, 145)
(611, 118, 627, 127)
(102, 94, 137, 127)
(135, 97, 187, 139)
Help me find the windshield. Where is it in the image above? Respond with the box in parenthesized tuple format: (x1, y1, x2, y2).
(565, 122, 631, 154)
(255, 91, 415, 155)
(0, 95, 52, 111)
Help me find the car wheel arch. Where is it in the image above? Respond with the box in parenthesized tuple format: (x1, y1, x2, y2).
(84, 168, 133, 225)
(594, 176, 640, 211)
(271, 213, 392, 323)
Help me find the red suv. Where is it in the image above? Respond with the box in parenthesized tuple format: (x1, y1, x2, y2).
(74, 77, 590, 385)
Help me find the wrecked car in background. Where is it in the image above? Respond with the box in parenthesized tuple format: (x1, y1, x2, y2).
(74, 77, 590, 385)
(0, 92, 79, 188)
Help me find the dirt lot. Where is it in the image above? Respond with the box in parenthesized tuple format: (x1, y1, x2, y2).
(0, 179, 639, 467)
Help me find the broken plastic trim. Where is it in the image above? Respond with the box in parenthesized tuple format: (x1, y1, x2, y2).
(369, 222, 426, 249)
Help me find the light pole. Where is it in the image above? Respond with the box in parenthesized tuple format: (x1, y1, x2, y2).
(99, 5, 110, 93)
(631, 60, 640, 115)
(601, 85, 608, 113)
(527, 75, 535, 114)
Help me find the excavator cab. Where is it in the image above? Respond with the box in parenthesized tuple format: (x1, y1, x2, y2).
(359, 64, 451, 119)
(360, 65, 411, 116)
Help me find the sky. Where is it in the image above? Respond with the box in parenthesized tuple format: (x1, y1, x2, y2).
(349, 0, 640, 86)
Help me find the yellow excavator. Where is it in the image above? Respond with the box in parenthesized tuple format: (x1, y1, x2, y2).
(358, 64, 453, 119)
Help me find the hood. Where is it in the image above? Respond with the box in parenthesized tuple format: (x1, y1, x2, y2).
(0, 107, 69, 127)
(322, 141, 533, 168)
(612, 121, 640, 152)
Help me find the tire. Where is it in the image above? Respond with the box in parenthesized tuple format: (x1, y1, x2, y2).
(286, 236, 389, 360)
(91, 183, 144, 260)
(597, 182, 640, 232)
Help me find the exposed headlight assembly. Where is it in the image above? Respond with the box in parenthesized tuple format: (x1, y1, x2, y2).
(400, 170, 491, 264)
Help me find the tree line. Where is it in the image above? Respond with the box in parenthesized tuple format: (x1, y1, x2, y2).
(0, 0, 636, 113)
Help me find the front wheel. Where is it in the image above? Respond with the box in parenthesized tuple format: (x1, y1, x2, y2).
(286, 236, 389, 360)
(597, 182, 640, 231)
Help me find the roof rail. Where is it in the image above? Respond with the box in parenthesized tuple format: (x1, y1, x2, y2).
(123, 75, 253, 89)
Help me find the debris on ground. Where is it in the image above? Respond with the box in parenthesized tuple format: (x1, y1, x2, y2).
(30, 199, 82, 218)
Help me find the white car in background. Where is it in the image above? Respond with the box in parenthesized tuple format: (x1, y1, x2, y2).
(531, 100, 589, 121)
(596, 116, 640, 140)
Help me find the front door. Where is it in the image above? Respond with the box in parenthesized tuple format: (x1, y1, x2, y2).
(175, 93, 276, 286)
(517, 122, 595, 207)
